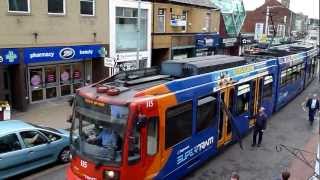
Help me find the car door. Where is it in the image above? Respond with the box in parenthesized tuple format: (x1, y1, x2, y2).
(19, 130, 55, 166)
(39, 130, 64, 154)
(0, 133, 29, 179)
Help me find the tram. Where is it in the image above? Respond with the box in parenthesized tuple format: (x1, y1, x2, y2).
(67, 43, 318, 180)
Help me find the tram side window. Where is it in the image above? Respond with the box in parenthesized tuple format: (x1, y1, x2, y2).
(147, 117, 158, 156)
(165, 101, 193, 149)
(196, 94, 217, 132)
(280, 70, 287, 86)
(292, 66, 298, 81)
(286, 68, 292, 83)
(236, 84, 250, 116)
(263, 75, 273, 98)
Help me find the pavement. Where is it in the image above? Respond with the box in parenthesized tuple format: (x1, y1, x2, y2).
(8, 80, 320, 180)
(12, 97, 72, 130)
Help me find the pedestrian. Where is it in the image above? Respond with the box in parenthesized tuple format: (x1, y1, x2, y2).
(305, 94, 320, 125)
(230, 172, 240, 180)
(251, 107, 267, 147)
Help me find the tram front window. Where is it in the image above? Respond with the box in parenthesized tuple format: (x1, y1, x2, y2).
(71, 96, 128, 165)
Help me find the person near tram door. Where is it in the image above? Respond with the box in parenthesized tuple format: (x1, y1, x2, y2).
(251, 107, 267, 147)
(306, 94, 320, 125)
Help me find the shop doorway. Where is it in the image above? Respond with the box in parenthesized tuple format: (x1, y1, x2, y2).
(28, 62, 85, 103)
(0, 67, 12, 103)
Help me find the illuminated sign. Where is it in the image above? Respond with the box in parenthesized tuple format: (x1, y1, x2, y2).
(84, 98, 105, 107)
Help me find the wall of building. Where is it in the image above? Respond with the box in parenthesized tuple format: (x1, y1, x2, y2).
(241, 0, 294, 36)
(152, 2, 220, 49)
(0, 0, 109, 48)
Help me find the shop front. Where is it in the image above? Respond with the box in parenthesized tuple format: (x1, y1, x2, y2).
(195, 33, 221, 57)
(0, 48, 19, 104)
(24, 45, 104, 103)
(220, 37, 240, 56)
(239, 35, 257, 55)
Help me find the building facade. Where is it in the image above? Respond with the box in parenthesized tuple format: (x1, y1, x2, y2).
(0, 0, 109, 111)
(242, 0, 295, 39)
(108, 0, 152, 75)
(152, 0, 220, 65)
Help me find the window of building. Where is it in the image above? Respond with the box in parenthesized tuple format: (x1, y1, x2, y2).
(0, 134, 22, 154)
(8, 0, 30, 13)
(20, 131, 48, 148)
(116, 7, 148, 53)
(147, 117, 158, 156)
(196, 94, 217, 132)
(165, 101, 193, 149)
(263, 75, 273, 98)
(48, 0, 65, 15)
(80, 0, 95, 16)
(268, 25, 275, 36)
(236, 84, 250, 115)
(181, 10, 188, 32)
(204, 12, 211, 32)
(157, 8, 165, 33)
(277, 24, 286, 37)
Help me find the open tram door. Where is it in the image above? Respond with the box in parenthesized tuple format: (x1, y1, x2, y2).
(249, 77, 264, 127)
(218, 86, 235, 147)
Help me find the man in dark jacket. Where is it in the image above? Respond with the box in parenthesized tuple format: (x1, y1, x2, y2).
(306, 94, 320, 125)
(251, 107, 267, 147)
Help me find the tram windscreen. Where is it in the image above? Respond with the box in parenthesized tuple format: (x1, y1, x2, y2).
(71, 95, 128, 165)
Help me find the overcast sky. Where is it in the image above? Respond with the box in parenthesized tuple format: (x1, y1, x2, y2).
(242, 0, 319, 19)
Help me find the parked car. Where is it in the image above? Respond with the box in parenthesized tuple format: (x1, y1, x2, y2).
(0, 120, 70, 179)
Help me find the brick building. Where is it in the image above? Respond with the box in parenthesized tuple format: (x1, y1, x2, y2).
(242, 0, 295, 38)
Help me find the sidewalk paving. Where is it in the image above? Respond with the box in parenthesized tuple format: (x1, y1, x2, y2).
(12, 97, 72, 130)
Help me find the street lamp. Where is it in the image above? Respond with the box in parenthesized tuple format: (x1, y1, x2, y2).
(265, 5, 286, 35)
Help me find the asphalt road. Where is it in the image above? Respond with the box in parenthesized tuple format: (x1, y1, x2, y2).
(10, 80, 320, 180)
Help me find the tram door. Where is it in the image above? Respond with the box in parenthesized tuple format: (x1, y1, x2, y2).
(249, 77, 264, 127)
(218, 87, 235, 147)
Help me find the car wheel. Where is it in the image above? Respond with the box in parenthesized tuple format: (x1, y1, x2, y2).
(58, 147, 70, 163)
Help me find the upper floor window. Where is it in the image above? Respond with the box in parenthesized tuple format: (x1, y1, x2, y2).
(181, 10, 187, 32)
(8, 0, 30, 13)
(204, 13, 211, 32)
(80, 0, 95, 16)
(48, 0, 65, 15)
(157, 8, 165, 33)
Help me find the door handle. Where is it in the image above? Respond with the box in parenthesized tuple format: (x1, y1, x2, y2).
(28, 151, 34, 154)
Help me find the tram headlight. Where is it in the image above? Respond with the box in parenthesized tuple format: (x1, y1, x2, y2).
(104, 170, 119, 180)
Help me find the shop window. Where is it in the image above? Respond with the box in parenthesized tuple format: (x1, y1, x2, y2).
(80, 0, 94, 16)
(116, 7, 148, 53)
(147, 117, 158, 156)
(48, 0, 65, 15)
(236, 84, 250, 115)
(8, 0, 30, 13)
(165, 101, 193, 149)
(277, 24, 285, 37)
(196, 94, 217, 132)
(157, 8, 165, 33)
(268, 25, 275, 36)
(0, 134, 22, 154)
(263, 75, 273, 98)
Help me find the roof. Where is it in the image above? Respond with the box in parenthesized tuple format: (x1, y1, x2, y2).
(0, 120, 35, 135)
(185, 56, 245, 68)
(168, 0, 218, 9)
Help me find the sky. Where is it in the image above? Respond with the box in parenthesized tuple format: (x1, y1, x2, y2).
(242, 0, 319, 19)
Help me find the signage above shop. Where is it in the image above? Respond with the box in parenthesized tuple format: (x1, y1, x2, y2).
(24, 45, 105, 64)
(222, 38, 238, 47)
(0, 48, 19, 65)
(196, 34, 221, 49)
(240, 36, 255, 45)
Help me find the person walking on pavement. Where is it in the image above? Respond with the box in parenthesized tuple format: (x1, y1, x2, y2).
(251, 107, 267, 147)
(306, 94, 320, 125)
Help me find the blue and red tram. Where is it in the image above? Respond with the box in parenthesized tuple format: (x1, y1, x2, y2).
(67, 43, 318, 180)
